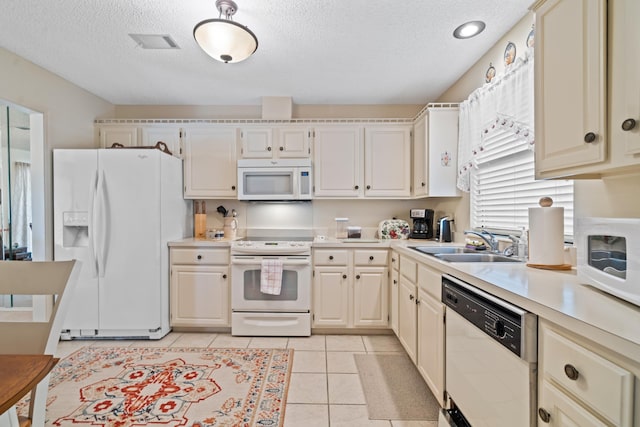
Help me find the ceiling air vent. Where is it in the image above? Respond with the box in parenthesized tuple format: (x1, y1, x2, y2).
(129, 34, 180, 49)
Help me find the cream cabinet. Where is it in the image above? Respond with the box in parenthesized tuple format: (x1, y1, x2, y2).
(416, 263, 445, 407)
(313, 125, 412, 198)
(141, 125, 182, 158)
(412, 105, 460, 197)
(389, 251, 400, 334)
(397, 256, 418, 362)
(170, 247, 230, 327)
(313, 248, 388, 328)
(183, 127, 238, 199)
(538, 320, 635, 426)
(533, 0, 640, 178)
(98, 125, 139, 148)
(240, 126, 311, 159)
(313, 126, 364, 197)
(364, 125, 412, 197)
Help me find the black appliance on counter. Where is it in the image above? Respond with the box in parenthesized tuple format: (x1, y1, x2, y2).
(409, 208, 434, 239)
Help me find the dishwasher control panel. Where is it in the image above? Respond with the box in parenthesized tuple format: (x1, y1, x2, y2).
(442, 275, 536, 360)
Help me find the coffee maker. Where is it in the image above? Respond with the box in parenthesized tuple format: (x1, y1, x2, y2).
(409, 209, 434, 239)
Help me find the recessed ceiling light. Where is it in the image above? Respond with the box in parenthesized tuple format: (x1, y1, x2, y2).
(453, 21, 486, 39)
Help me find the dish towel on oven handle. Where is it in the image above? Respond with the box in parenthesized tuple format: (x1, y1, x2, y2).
(261, 258, 284, 295)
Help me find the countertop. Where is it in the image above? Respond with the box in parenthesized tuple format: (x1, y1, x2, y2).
(168, 236, 640, 354)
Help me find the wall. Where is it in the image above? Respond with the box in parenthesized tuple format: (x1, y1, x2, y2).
(0, 47, 114, 259)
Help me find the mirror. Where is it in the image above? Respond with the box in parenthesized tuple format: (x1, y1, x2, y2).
(0, 102, 41, 313)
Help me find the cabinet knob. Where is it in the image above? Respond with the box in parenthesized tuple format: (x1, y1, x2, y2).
(197, 255, 202, 260)
(415, 298, 420, 305)
(279, 146, 284, 151)
(356, 274, 361, 279)
(369, 255, 374, 261)
(392, 258, 396, 262)
(366, 185, 371, 190)
(538, 408, 551, 423)
(409, 294, 415, 301)
(354, 185, 359, 190)
(267, 146, 272, 151)
(421, 182, 425, 187)
(231, 185, 236, 190)
(622, 118, 637, 131)
(329, 255, 334, 260)
(564, 364, 580, 381)
(583, 132, 597, 143)
(393, 279, 397, 284)
(343, 274, 347, 279)
(222, 274, 227, 279)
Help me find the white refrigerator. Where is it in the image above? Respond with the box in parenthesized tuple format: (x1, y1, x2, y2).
(53, 148, 191, 339)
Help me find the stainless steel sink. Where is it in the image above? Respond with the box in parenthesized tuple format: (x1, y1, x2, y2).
(434, 253, 523, 263)
(411, 246, 475, 255)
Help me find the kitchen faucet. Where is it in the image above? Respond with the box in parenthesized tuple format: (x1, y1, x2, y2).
(464, 229, 499, 252)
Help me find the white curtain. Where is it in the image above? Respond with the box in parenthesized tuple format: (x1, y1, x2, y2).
(11, 161, 31, 251)
(457, 49, 535, 191)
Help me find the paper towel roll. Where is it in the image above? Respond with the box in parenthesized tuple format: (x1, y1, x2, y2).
(528, 206, 564, 265)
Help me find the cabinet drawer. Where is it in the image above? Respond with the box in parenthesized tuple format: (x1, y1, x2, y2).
(354, 249, 388, 266)
(400, 256, 417, 282)
(171, 248, 229, 265)
(314, 249, 349, 265)
(541, 327, 634, 426)
(418, 264, 441, 300)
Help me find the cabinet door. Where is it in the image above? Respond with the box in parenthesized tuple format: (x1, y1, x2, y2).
(398, 277, 417, 363)
(413, 115, 428, 197)
(427, 107, 460, 197)
(364, 126, 412, 197)
(313, 266, 349, 327)
(538, 381, 608, 427)
(313, 126, 364, 197)
(99, 126, 139, 148)
(183, 127, 238, 198)
(390, 267, 399, 335)
(141, 126, 182, 158)
(417, 288, 445, 406)
(534, 0, 607, 177)
(170, 265, 229, 327)
(277, 126, 310, 158)
(241, 127, 273, 158)
(353, 266, 388, 327)
(610, 0, 640, 160)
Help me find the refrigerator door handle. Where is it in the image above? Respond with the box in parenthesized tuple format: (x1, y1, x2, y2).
(88, 171, 99, 277)
(96, 171, 108, 278)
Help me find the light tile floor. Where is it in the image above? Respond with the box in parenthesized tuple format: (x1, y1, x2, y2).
(54, 333, 438, 427)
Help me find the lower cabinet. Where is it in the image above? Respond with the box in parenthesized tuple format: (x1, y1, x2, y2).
(170, 247, 230, 327)
(538, 320, 636, 427)
(417, 263, 445, 407)
(313, 248, 388, 328)
(398, 276, 418, 362)
(390, 251, 400, 335)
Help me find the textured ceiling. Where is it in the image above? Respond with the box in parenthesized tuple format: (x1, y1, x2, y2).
(0, 0, 531, 106)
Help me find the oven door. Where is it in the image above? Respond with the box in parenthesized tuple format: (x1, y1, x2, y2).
(231, 255, 311, 312)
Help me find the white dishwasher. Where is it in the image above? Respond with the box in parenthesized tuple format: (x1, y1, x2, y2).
(439, 275, 538, 427)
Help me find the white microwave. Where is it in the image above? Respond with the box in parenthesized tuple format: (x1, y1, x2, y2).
(576, 217, 640, 306)
(237, 158, 312, 201)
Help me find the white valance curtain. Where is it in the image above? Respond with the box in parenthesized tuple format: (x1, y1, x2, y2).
(457, 49, 535, 191)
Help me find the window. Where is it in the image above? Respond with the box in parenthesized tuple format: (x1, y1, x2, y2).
(470, 124, 573, 238)
(458, 50, 574, 239)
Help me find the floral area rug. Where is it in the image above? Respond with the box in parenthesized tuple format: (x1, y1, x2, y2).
(17, 346, 293, 427)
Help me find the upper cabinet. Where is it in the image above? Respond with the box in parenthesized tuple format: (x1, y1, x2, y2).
(313, 124, 412, 198)
(183, 127, 238, 199)
(413, 105, 460, 198)
(240, 126, 311, 159)
(533, 0, 640, 178)
(141, 126, 182, 158)
(313, 126, 364, 197)
(98, 125, 139, 148)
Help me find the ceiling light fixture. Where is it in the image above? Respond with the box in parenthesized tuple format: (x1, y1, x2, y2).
(193, 0, 258, 64)
(453, 20, 486, 39)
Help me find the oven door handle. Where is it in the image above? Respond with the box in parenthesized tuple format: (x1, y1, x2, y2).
(231, 258, 311, 266)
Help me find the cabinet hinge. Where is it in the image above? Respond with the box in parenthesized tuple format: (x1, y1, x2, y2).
(179, 130, 183, 138)
(312, 270, 315, 277)
(387, 314, 390, 321)
(312, 314, 315, 321)
(443, 312, 446, 324)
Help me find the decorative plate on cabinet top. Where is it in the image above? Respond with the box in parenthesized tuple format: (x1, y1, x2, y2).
(504, 42, 516, 67)
(378, 219, 410, 239)
(485, 62, 496, 83)
(526, 25, 535, 48)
